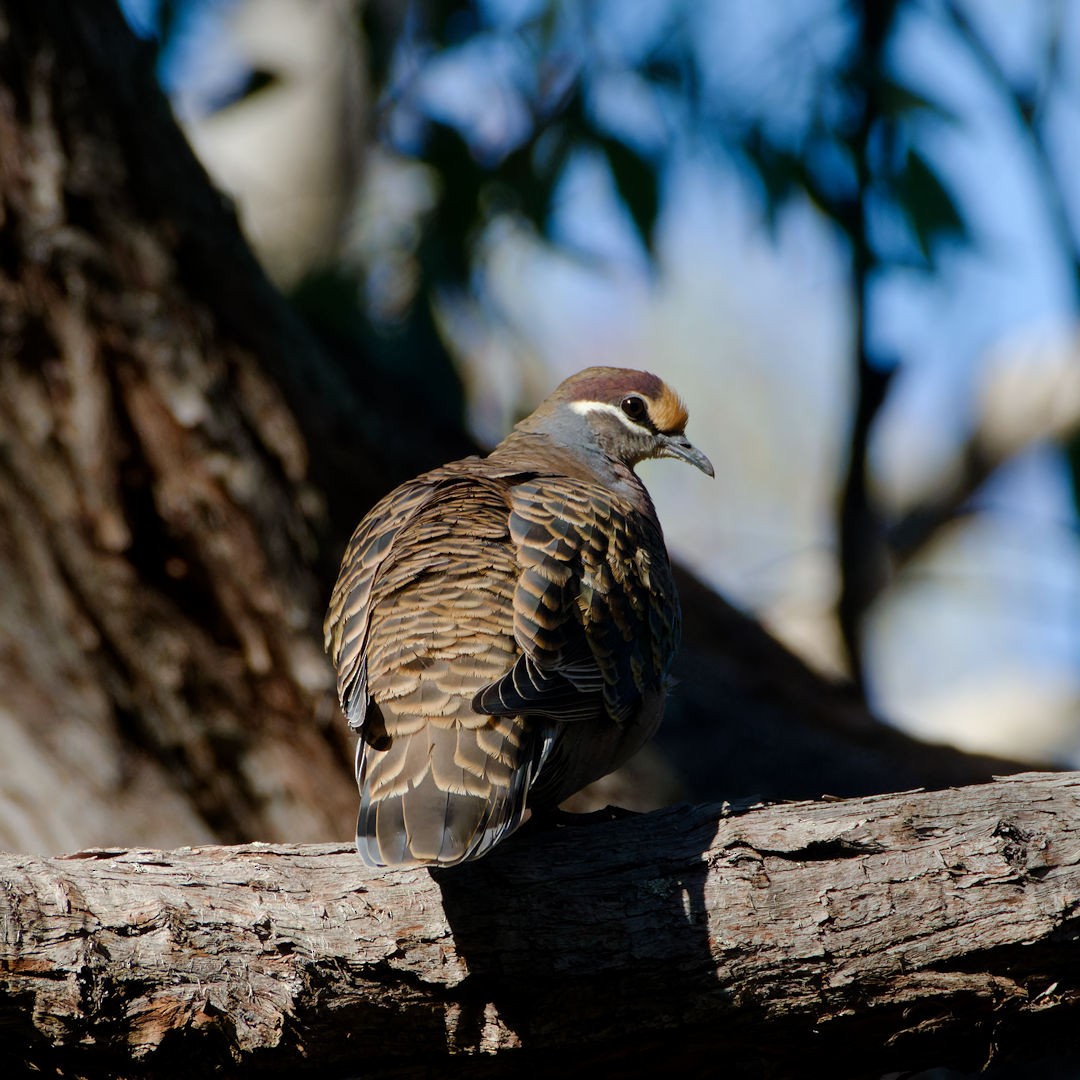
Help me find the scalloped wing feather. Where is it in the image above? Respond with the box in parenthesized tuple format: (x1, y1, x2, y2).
(475, 477, 680, 727)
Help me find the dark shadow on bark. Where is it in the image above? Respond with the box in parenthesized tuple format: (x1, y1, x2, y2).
(432, 809, 720, 1072)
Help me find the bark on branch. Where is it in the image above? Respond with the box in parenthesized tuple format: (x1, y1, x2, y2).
(3, 772, 1079, 1077)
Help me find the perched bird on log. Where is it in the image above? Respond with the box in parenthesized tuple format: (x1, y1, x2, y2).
(324, 367, 713, 867)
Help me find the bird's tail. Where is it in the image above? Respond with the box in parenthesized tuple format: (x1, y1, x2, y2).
(354, 709, 552, 868)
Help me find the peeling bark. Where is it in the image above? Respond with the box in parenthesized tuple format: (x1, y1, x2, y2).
(2, 773, 1079, 1077)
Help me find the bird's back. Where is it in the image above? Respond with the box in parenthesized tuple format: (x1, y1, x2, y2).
(326, 443, 683, 867)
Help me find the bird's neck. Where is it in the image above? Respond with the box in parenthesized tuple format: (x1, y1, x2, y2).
(489, 431, 657, 516)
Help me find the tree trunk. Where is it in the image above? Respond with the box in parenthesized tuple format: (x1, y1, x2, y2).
(2, 772, 1078, 1078)
(0, 0, 372, 850)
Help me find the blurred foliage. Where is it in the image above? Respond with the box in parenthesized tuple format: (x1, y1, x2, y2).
(136, 0, 1080, 685)
(939, 0, 1080, 516)
(360, 0, 969, 279)
(138, 0, 972, 378)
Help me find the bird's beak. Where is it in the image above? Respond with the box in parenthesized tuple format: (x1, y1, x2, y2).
(660, 434, 714, 477)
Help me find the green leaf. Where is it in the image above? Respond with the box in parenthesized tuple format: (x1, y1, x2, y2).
(1066, 430, 1080, 518)
(894, 148, 967, 267)
(741, 129, 792, 200)
(596, 137, 659, 253)
(420, 121, 488, 285)
(738, 127, 854, 240)
(640, 55, 684, 92)
(878, 76, 961, 127)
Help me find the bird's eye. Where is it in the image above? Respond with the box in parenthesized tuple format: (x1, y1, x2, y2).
(620, 396, 647, 422)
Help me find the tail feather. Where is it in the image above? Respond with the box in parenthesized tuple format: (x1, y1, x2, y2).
(355, 712, 549, 868)
(368, 795, 409, 867)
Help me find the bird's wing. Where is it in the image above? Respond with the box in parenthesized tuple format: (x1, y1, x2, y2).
(474, 476, 681, 726)
(325, 466, 556, 866)
(324, 460, 505, 730)
(324, 467, 464, 732)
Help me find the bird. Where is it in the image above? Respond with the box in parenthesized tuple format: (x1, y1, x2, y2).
(324, 367, 713, 868)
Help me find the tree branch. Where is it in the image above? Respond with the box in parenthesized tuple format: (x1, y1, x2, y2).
(835, 0, 900, 689)
(3, 772, 1079, 1077)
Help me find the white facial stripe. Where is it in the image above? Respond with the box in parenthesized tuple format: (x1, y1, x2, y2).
(568, 399, 647, 433)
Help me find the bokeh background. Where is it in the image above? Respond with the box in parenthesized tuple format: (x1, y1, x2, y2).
(122, 0, 1080, 768)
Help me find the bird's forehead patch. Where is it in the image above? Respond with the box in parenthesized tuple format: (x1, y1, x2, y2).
(557, 368, 665, 404)
(648, 385, 688, 434)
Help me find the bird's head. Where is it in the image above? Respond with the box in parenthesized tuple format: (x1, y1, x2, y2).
(511, 367, 714, 477)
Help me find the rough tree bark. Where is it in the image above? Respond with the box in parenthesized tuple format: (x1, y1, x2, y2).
(0, 0, 359, 851)
(2, 772, 1078, 1078)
